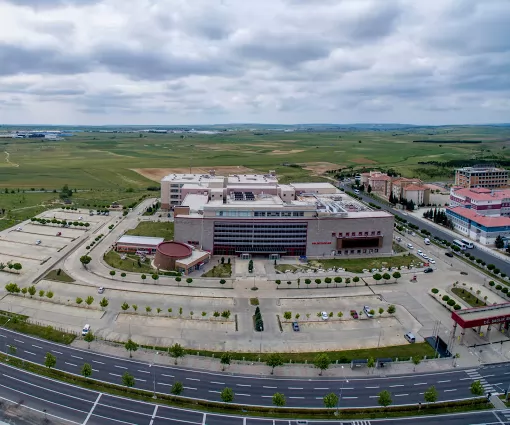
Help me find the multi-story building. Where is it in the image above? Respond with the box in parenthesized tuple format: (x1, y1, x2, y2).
(360, 171, 392, 196)
(162, 171, 394, 258)
(449, 187, 510, 217)
(455, 166, 509, 189)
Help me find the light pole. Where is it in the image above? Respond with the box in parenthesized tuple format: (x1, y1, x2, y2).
(336, 365, 348, 416)
(1, 317, 11, 328)
(377, 320, 383, 349)
(149, 349, 158, 399)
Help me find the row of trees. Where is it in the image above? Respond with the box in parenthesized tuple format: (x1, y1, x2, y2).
(276, 273, 401, 288)
(0, 262, 22, 272)
(422, 208, 453, 228)
(119, 302, 231, 319)
(31, 216, 90, 228)
(5, 283, 54, 299)
(282, 305, 396, 321)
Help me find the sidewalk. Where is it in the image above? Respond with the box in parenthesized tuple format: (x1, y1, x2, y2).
(72, 338, 482, 378)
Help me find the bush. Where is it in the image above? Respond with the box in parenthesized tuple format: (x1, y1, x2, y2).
(502, 287, 508, 294)
(447, 299, 456, 306)
(496, 285, 503, 290)
(487, 264, 495, 270)
(454, 304, 461, 310)
(501, 273, 507, 278)
(494, 268, 500, 275)
(469, 255, 475, 260)
(489, 281, 495, 287)
(431, 288, 439, 294)
(442, 295, 450, 302)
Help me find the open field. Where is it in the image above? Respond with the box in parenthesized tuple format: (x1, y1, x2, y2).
(125, 221, 174, 240)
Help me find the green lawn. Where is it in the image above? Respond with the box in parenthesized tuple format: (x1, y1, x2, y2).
(126, 221, 174, 241)
(103, 250, 154, 274)
(451, 287, 486, 307)
(308, 254, 420, 273)
(44, 269, 75, 283)
(201, 264, 232, 277)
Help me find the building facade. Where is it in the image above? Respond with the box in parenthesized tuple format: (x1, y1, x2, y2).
(115, 236, 164, 254)
(455, 166, 509, 189)
(449, 187, 510, 217)
(164, 172, 394, 258)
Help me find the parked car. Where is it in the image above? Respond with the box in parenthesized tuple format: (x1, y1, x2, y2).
(350, 310, 359, 319)
(82, 324, 91, 336)
(16, 227, 22, 231)
(407, 243, 413, 249)
(78, 216, 83, 220)
(445, 252, 454, 258)
(363, 306, 374, 318)
(321, 311, 329, 321)
(56, 232, 62, 236)
(396, 237, 402, 242)
(292, 322, 300, 331)
(422, 254, 429, 260)
(404, 331, 416, 343)
(429, 258, 436, 264)
(98, 287, 105, 294)
(417, 250, 423, 255)
(424, 268, 434, 273)
(35, 240, 41, 245)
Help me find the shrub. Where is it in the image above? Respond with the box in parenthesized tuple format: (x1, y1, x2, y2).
(454, 304, 461, 310)
(442, 295, 450, 302)
(502, 273, 507, 278)
(489, 281, 495, 287)
(496, 285, 503, 290)
(503, 287, 508, 294)
(487, 264, 495, 270)
(494, 268, 500, 275)
(431, 288, 439, 294)
(476, 259, 482, 264)
(447, 299, 456, 306)
(469, 255, 475, 260)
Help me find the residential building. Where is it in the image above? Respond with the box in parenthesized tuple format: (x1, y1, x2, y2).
(162, 171, 394, 258)
(455, 166, 509, 189)
(360, 171, 392, 196)
(449, 187, 510, 217)
(390, 177, 429, 205)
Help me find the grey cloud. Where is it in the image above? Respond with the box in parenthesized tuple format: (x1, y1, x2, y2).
(5, 0, 99, 8)
(346, 3, 402, 41)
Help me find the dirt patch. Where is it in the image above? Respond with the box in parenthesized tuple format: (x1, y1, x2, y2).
(132, 166, 255, 181)
(351, 157, 377, 164)
(270, 150, 305, 155)
(300, 162, 342, 175)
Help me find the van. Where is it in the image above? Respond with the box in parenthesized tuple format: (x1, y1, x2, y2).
(407, 243, 413, 249)
(354, 189, 360, 195)
(424, 238, 431, 245)
(82, 324, 91, 336)
(404, 332, 416, 343)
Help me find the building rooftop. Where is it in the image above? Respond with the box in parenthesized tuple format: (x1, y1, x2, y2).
(451, 187, 510, 201)
(227, 174, 278, 185)
(404, 184, 426, 191)
(182, 194, 209, 212)
(162, 174, 224, 184)
(117, 235, 165, 246)
(457, 166, 508, 173)
(290, 182, 337, 190)
(447, 206, 510, 227)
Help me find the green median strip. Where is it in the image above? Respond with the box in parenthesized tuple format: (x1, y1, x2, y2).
(0, 352, 490, 419)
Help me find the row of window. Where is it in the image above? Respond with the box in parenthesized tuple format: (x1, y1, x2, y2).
(333, 231, 381, 237)
(214, 223, 307, 229)
(215, 211, 306, 217)
(337, 248, 379, 255)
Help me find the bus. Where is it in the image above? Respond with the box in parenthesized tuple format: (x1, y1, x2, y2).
(461, 239, 474, 249)
(453, 239, 467, 250)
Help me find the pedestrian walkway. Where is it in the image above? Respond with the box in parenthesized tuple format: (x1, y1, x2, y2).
(351, 421, 372, 425)
(466, 369, 499, 395)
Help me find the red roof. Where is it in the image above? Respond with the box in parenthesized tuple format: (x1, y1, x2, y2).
(452, 187, 510, 201)
(404, 184, 426, 191)
(447, 206, 510, 227)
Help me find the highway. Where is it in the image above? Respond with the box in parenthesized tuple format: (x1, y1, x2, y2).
(0, 362, 508, 425)
(0, 327, 508, 410)
(354, 191, 510, 276)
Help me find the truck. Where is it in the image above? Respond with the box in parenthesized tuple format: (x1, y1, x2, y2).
(424, 238, 431, 245)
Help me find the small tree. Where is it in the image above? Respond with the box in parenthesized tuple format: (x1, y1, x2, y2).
(378, 307, 384, 316)
(80, 255, 92, 268)
(152, 274, 159, 283)
(323, 392, 339, 408)
(38, 290, 45, 298)
(141, 274, 146, 282)
(424, 385, 438, 403)
(121, 272, 126, 279)
(220, 387, 234, 403)
(470, 380, 484, 396)
(122, 372, 135, 389)
(132, 304, 138, 312)
(272, 392, 286, 407)
(314, 353, 330, 376)
(21, 287, 27, 297)
(76, 297, 83, 305)
(99, 297, 109, 309)
(392, 271, 401, 282)
(81, 363, 93, 378)
(84, 331, 94, 348)
(378, 390, 392, 407)
(121, 302, 129, 311)
(412, 357, 421, 371)
(171, 381, 183, 395)
(373, 273, 382, 283)
(46, 291, 54, 299)
(109, 270, 116, 279)
(387, 305, 396, 315)
(367, 357, 376, 374)
(85, 296, 94, 307)
(157, 307, 162, 314)
(124, 338, 139, 358)
(169, 343, 186, 365)
(220, 352, 232, 371)
(186, 278, 193, 285)
(145, 306, 152, 314)
(283, 311, 292, 320)
(28, 285, 36, 298)
(266, 353, 284, 375)
(352, 276, 360, 285)
(382, 273, 391, 283)
(45, 352, 56, 369)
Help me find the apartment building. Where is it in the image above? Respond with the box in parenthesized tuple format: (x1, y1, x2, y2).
(455, 166, 509, 189)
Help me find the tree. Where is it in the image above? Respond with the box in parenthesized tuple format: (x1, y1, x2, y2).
(5, 283, 20, 294)
(424, 385, 438, 403)
(38, 289, 45, 298)
(124, 339, 139, 358)
(46, 291, 54, 299)
(76, 297, 83, 305)
(141, 274, 146, 282)
(323, 392, 339, 408)
(171, 381, 183, 395)
(272, 392, 286, 407)
(12, 263, 22, 271)
(352, 276, 359, 285)
(334, 277, 342, 285)
(266, 353, 284, 375)
(45, 352, 56, 369)
(367, 357, 376, 374)
(382, 273, 391, 283)
(412, 357, 421, 371)
(28, 285, 36, 298)
(121, 302, 129, 311)
(470, 380, 484, 396)
(81, 363, 93, 378)
(122, 372, 135, 389)
(152, 274, 159, 283)
(85, 296, 94, 307)
(378, 390, 392, 407)
(495, 235, 505, 249)
(283, 311, 292, 320)
(220, 352, 232, 371)
(169, 343, 186, 365)
(378, 307, 384, 316)
(186, 278, 193, 285)
(132, 304, 138, 312)
(99, 297, 109, 309)
(109, 270, 116, 279)
(220, 387, 234, 403)
(314, 353, 330, 376)
(387, 305, 396, 315)
(367, 184, 372, 194)
(145, 306, 152, 314)
(373, 273, 382, 283)
(392, 271, 401, 282)
(84, 331, 94, 348)
(80, 255, 91, 268)
(21, 287, 27, 297)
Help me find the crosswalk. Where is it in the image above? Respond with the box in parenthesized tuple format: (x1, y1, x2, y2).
(500, 409, 510, 423)
(466, 369, 498, 394)
(351, 421, 371, 425)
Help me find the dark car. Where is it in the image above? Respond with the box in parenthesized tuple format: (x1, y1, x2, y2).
(350, 310, 359, 319)
(445, 252, 454, 258)
(292, 322, 300, 331)
(424, 268, 434, 273)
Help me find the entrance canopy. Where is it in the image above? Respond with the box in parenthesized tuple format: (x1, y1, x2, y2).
(451, 303, 510, 328)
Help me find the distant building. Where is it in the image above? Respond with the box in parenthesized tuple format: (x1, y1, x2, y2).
(360, 171, 392, 196)
(449, 187, 510, 217)
(115, 235, 164, 254)
(390, 177, 429, 205)
(455, 166, 509, 189)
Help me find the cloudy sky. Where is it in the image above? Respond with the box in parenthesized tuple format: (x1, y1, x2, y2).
(0, 0, 509, 125)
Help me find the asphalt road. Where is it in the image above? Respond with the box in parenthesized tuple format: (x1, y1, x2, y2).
(354, 191, 510, 276)
(0, 327, 507, 410)
(0, 361, 508, 425)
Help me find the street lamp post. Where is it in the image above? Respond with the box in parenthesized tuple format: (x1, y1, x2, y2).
(149, 349, 158, 399)
(377, 320, 383, 349)
(1, 317, 11, 328)
(336, 365, 348, 416)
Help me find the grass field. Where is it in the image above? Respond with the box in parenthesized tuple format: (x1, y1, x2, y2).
(103, 250, 154, 274)
(202, 264, 232, 277)
(125, 221, 174, 240)
(44, 269, 75, 283)
(451, 287, 486, 307)
(308, 254, 420, 273)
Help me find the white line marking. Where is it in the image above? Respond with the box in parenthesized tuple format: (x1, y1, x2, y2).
(414, 383, 427, 386)
(237, 393, 251, 397)
(288, 387, 303, 390)
(92, 369, 99, 372)
(237, 383, 251, 387)
(438, 380, 451, 383)
(288, 396, 304, 399)
(114, 365, 127, 369)
(390, 384, 404, 387)
(483, 374, 495, 378)
(65, 362, 77, 367)
(14, 339, 24, 344)
(369, 395, 379, 398)
(149, 405, 158, 425)
(161, 373, 174, 378)
(261, 396, 273, 398)
(342, 396, 358, 399)
(82, 393, 102, 425)
(109, 373, 121, 377)
(52, 350, 62, 354)
(211, 381, 225, 385)
(314, 387, 329, 390)
(208, 390, 221, 394)
(263, 386, 277, 389)
(366, 386, 379, 388)
(32, 345, 43, 349)
(459, 377, 472, 380)
(394, 393, 409, 397)
(71, 355, 83, 360)
(137, 379, 146, 382)
(137, 370, 150, 374)
(157, 382, 171, 386)
(184, 386, 197, 390)
(186, 378, 200, 381)
(24, 351, 36, 356)
(92, 360, 104, 365)
(444, 389, 457, 392)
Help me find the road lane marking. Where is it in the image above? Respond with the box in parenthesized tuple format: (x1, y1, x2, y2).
(137, 370, 150, 374)
(52, 350, 62, 355)
(137, 378, 146, 382)
(24, 351, 36, 356)
(161, 374, 174, 378)
(459, 377, 472, 380)
(32, 345, 43, 349)
(109, 373, 121, 377)
(237, 393, 251, 397)
(390, 384, 404, 387)
(263, 386, 277, 389)
(394, 394, 409, 397)
(288, 396, 304, 399)
(366, 386, 379, 389)
(184, 387, 197, 390)
(71, 355, 83, 360)
(343, 396, 358, 399)
(314, 388, 329, 390)
(444, 389, 457, 392)
(65, 362, 77, 367)
(261, 396, 273, 398)
(369, 396, 379, 398)
(504, 372, 510, 375)
(83, 393, 102, 425)
(414, 383, 427, 386)
(237, 384, 251, 387)
(208, 390, 221, 394)
(114, 365, 127, 369)
(149, 405, 158, 425)
(211, 381, 225, 385)
(14, 339, 24, 344)
(157, 382, 171, 386)
(186, 378, 200, 381)
(438, 380, 451, 383)
(92, 369, 99, 372)
(343, 387, 354, 390)
(92, 360, 104, 365)
(483, 374, 495, 378)
(288, 387, 303, 390)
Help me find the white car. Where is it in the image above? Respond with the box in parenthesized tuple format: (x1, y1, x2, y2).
(417, 250, 423, 255)
(98, 287, 105, 294)
(363, 306, 374, 318)
(35, 240, 41, 245)
(429, 259, 436, 264)
(422, 255, 429, 260)
(82, 324, 91, 336)
(78, 216, 83, 220)
(321, 311, 329, 320)
(16, 227, 22, 231)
